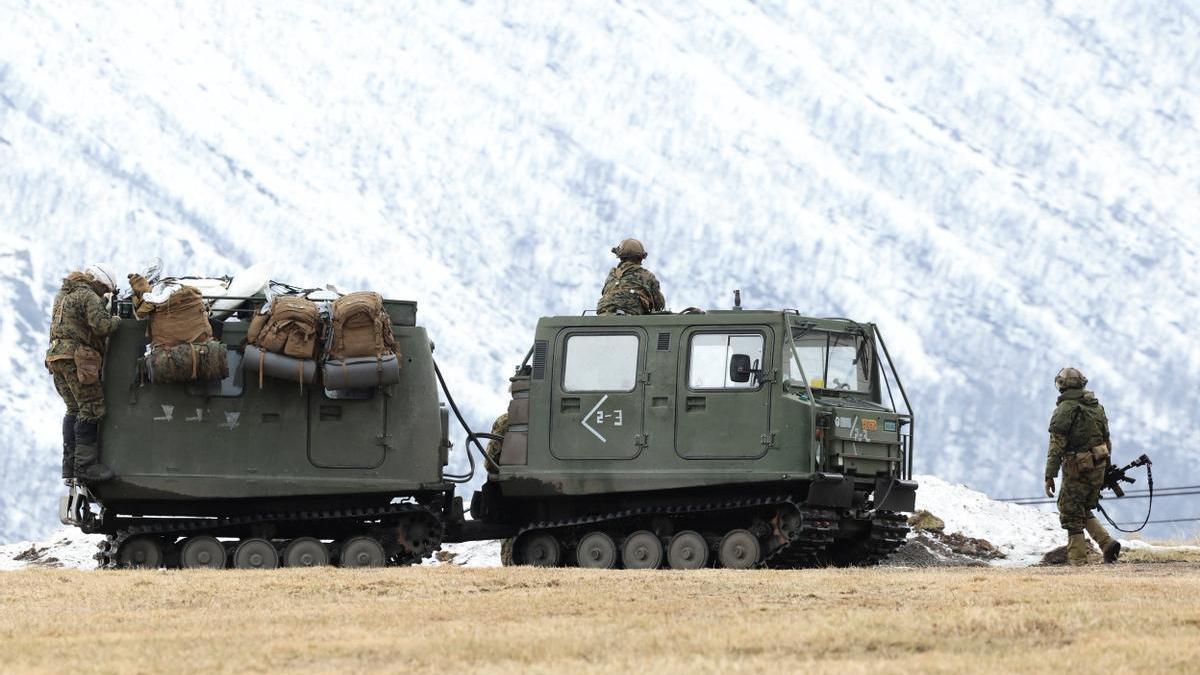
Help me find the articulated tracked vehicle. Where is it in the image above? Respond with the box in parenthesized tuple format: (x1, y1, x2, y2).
(62, 292, 915, 569)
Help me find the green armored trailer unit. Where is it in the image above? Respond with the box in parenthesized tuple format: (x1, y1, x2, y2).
(61, 297, 458, 569)
(471, 308, 917, 569)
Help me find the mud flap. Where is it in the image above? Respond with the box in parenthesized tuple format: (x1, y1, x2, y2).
(874, 476, 917, 512)
(806, 474, 854, 508)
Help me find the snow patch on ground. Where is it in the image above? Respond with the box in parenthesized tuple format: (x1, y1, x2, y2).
(425, 540, 503, 568)
(0, 527, 105, 571)
(911, 474, 1063, 567)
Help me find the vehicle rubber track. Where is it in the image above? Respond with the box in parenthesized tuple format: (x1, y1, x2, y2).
(859, 510, 910, 565)
(762, 506, 840, 569)
(512, 495, 841, 569)
(94, 503, 442, 569)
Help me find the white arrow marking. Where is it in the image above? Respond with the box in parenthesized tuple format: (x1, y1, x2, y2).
(153, 405, 174, 422)
(185, 408, 205, 422)
(582, 395, 608, 443)
(219, 412, 241, 430)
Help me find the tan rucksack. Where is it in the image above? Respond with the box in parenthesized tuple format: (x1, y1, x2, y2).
(140, 285, 213, 348)
(247, 296, 321, 359)
(328, 292, 398, 360)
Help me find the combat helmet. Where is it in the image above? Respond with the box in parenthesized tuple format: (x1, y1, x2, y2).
(84, 263, 118, 293)
(612, 238, 647, 261)
(1054, 367, 1088, 392)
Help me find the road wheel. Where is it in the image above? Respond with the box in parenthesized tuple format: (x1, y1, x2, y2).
(718, 529, 761, 569)
(233, 538, 279, 570)
(622, 530, 664, 570)
(515, 531, 560, 567)
(667, 530, 709, 570)
(283, 537, 329, 567)
(117, 535, 163, 569)
(339, 536, 386, 568)
(180, 536, 226, 569)
(576, 531, 617, 569)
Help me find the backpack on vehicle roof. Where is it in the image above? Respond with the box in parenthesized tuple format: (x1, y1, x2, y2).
(328, 292, 397, 360)
(323, 291, 401, 388)
(243, 295, 322, 388)
(137, 285, 213, 348)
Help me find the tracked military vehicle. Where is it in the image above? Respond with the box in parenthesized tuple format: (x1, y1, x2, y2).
(471, 307, 917, 569)
(62, 282, 915, 570)
(62, 295, 459, 569)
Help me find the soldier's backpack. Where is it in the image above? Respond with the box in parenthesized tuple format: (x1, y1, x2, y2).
(141, 285, 213, 348)
(327, 292, 397, 360)
(247, 296, 321, 359)
(146, 340, 229, 384)
(323, 292, 401, 388)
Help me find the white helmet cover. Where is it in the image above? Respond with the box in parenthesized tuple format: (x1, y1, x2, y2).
(85, 263, 118, 292)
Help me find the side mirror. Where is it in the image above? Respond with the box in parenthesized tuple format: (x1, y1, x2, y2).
(729, 354, 752, 383)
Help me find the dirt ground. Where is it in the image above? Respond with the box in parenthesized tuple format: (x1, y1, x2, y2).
(1, 563, 1197, 674)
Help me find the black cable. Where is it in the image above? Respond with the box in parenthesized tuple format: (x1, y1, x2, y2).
(432, 359, 500, 481)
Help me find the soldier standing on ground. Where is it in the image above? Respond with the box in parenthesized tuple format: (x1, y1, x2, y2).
(44, 264, 122, 484)
(1043, 367, 1121, 565)
(596, 238, 666, 315)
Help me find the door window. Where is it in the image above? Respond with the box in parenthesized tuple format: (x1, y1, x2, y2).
(562, 334, 639, 392)
(688, 333, 764, 390)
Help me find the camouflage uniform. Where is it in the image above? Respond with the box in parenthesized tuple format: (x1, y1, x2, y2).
(1044, 381, 1118, 564)
(485, 413, 508, 472)
(596, 261, 666, 316)
(45, 272, 121, 482)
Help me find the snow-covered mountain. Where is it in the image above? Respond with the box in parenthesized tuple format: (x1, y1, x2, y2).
(2, 1, 1197, 542)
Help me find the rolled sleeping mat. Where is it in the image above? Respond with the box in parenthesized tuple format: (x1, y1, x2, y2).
(146, 341, 229, 384)
(243, 344, 317, 385)
(322, 354, 401, 389)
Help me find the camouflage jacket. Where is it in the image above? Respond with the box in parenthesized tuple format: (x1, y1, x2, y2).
(596, 261, 666, 315)
(45, 273, 121, 359)
(1044, 388, 1110, 479)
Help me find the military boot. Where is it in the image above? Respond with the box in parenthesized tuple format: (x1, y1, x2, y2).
(1066, 531, 1089, 566)
(1085, 517, 1121, 563)
(61, 414, 77, 484)
(73, 419, 114, 484)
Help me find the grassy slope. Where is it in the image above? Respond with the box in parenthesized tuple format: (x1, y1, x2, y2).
(1, 565, 1197, 674)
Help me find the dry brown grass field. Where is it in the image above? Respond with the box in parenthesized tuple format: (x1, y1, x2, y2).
(2, 563, 1198, 674)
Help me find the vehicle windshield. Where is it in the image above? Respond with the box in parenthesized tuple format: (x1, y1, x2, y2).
(787, 328, 871, 393)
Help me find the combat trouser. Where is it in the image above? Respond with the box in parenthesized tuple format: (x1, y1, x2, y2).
(1056, 463, 1105, 532)
(48, 358, 112, 482)
(48, 358, 106, 421)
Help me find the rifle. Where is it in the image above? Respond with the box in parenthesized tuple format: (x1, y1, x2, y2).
(1102, 453, 1152, 497)
(1099, 453, 1153, 533)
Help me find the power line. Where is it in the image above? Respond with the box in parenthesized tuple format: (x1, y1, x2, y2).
(996, 484, 1200, 502)
(1005, 489, 1200, 506)
(1116, 517, 1200, 526)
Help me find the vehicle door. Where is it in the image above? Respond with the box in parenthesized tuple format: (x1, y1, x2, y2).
(549, 329, 647, 460)
(308, 387, 387, 469)
(675, 327, 773, 459)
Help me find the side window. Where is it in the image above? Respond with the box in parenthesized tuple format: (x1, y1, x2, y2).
(563, 334, 639, 392)
(688, 333, 764, 390)
(187, 350, 245, 397)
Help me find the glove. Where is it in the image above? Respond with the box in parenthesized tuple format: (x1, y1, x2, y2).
(1044, 478, 1055, 499)
(128, 273, 151, 294)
